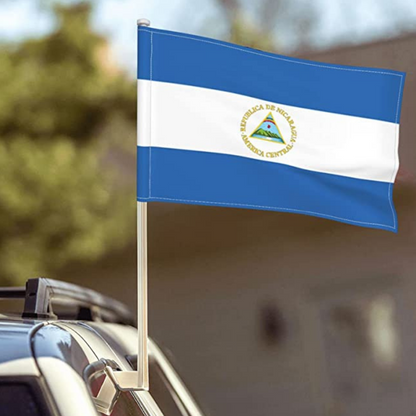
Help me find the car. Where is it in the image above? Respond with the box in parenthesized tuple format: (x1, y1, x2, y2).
(0, 278, 206, 416)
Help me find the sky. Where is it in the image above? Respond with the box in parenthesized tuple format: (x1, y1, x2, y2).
(0, 0, 416, 75)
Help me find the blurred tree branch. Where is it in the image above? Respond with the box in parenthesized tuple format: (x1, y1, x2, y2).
(214, 0, 416, 53)
(214, 0, 318, 52)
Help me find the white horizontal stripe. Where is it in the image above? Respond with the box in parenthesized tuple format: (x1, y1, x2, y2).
(137, 77, 151, 147)
(138, 80, 399, 182)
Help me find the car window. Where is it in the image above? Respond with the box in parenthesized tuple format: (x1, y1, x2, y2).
(149, 359, 188, 416)
(99, 392, 145, 416)
(0, 381, 49, 416)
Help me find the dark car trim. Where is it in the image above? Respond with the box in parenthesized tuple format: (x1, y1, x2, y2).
(0, 375, 59, 416)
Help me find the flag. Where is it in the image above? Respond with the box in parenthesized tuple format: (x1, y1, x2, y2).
(137, 26, 405, 232)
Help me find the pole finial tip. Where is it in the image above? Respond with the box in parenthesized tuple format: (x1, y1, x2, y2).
(137, 19, 150, 27)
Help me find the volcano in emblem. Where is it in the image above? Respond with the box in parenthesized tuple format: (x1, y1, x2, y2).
(250, 112, 285, 144)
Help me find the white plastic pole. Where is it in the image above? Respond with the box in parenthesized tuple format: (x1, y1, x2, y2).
(137, 201, 149, 389)
(137, 18, 151, 391)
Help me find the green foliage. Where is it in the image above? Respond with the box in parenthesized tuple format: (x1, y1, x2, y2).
(228, 14, 276, 52)
(0, 3, 136, 284)
(0, 137, 134, 282)
(0, 3, 135, 142)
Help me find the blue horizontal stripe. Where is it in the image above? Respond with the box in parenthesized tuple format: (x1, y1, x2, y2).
(137, 147, 397, 232)
(138, 27, 405, 124)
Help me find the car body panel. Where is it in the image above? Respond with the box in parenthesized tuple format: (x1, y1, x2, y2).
(0, 319, 38, 364)
(37, 356, 98, 416)
(0, 320, 40, 377)
(0, 297, 206, 416)
(0, 357, 39, 377)
(55, 322, 165, 416)
(56, 322, 134, 371)
(33, 323, 93, 377)
(88, 323, 206, 416)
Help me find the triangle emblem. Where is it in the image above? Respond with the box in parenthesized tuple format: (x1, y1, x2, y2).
(249, 112, 285, 144)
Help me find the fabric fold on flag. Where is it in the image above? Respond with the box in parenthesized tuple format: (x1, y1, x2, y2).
(137, 26, 405, 232)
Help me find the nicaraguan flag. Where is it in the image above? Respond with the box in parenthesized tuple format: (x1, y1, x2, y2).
(137, 26, 405, 232)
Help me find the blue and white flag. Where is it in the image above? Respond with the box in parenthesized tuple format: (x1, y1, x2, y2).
(137, 27, 405, 232)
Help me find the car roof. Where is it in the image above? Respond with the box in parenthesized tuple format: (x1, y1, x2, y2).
(0, 317, 41, 363)
(0, 318, 135, 365)
(0, 278, 135, 325)
(0, 278, 136, 368)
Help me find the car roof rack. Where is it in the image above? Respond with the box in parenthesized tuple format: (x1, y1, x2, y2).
(0, 277, 135, 326)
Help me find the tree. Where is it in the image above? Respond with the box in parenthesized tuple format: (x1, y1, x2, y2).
(214, 0, 416, 54)
(214, 0, 318, 53)
(0, 2, 136, 284)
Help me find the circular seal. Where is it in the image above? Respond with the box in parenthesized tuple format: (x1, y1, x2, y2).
(240, 104, 297, 158)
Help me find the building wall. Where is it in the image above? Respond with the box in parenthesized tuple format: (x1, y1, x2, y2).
(146, 193, 416, 416)
(64, 188, 416, 416)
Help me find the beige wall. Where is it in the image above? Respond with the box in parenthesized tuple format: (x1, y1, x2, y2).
(64, 190, 416, 416)
(146, 192, 416, 416)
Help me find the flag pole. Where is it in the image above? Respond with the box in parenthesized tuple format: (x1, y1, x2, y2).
(137, 201, 148, 389)
(137, 17, 150, 391)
